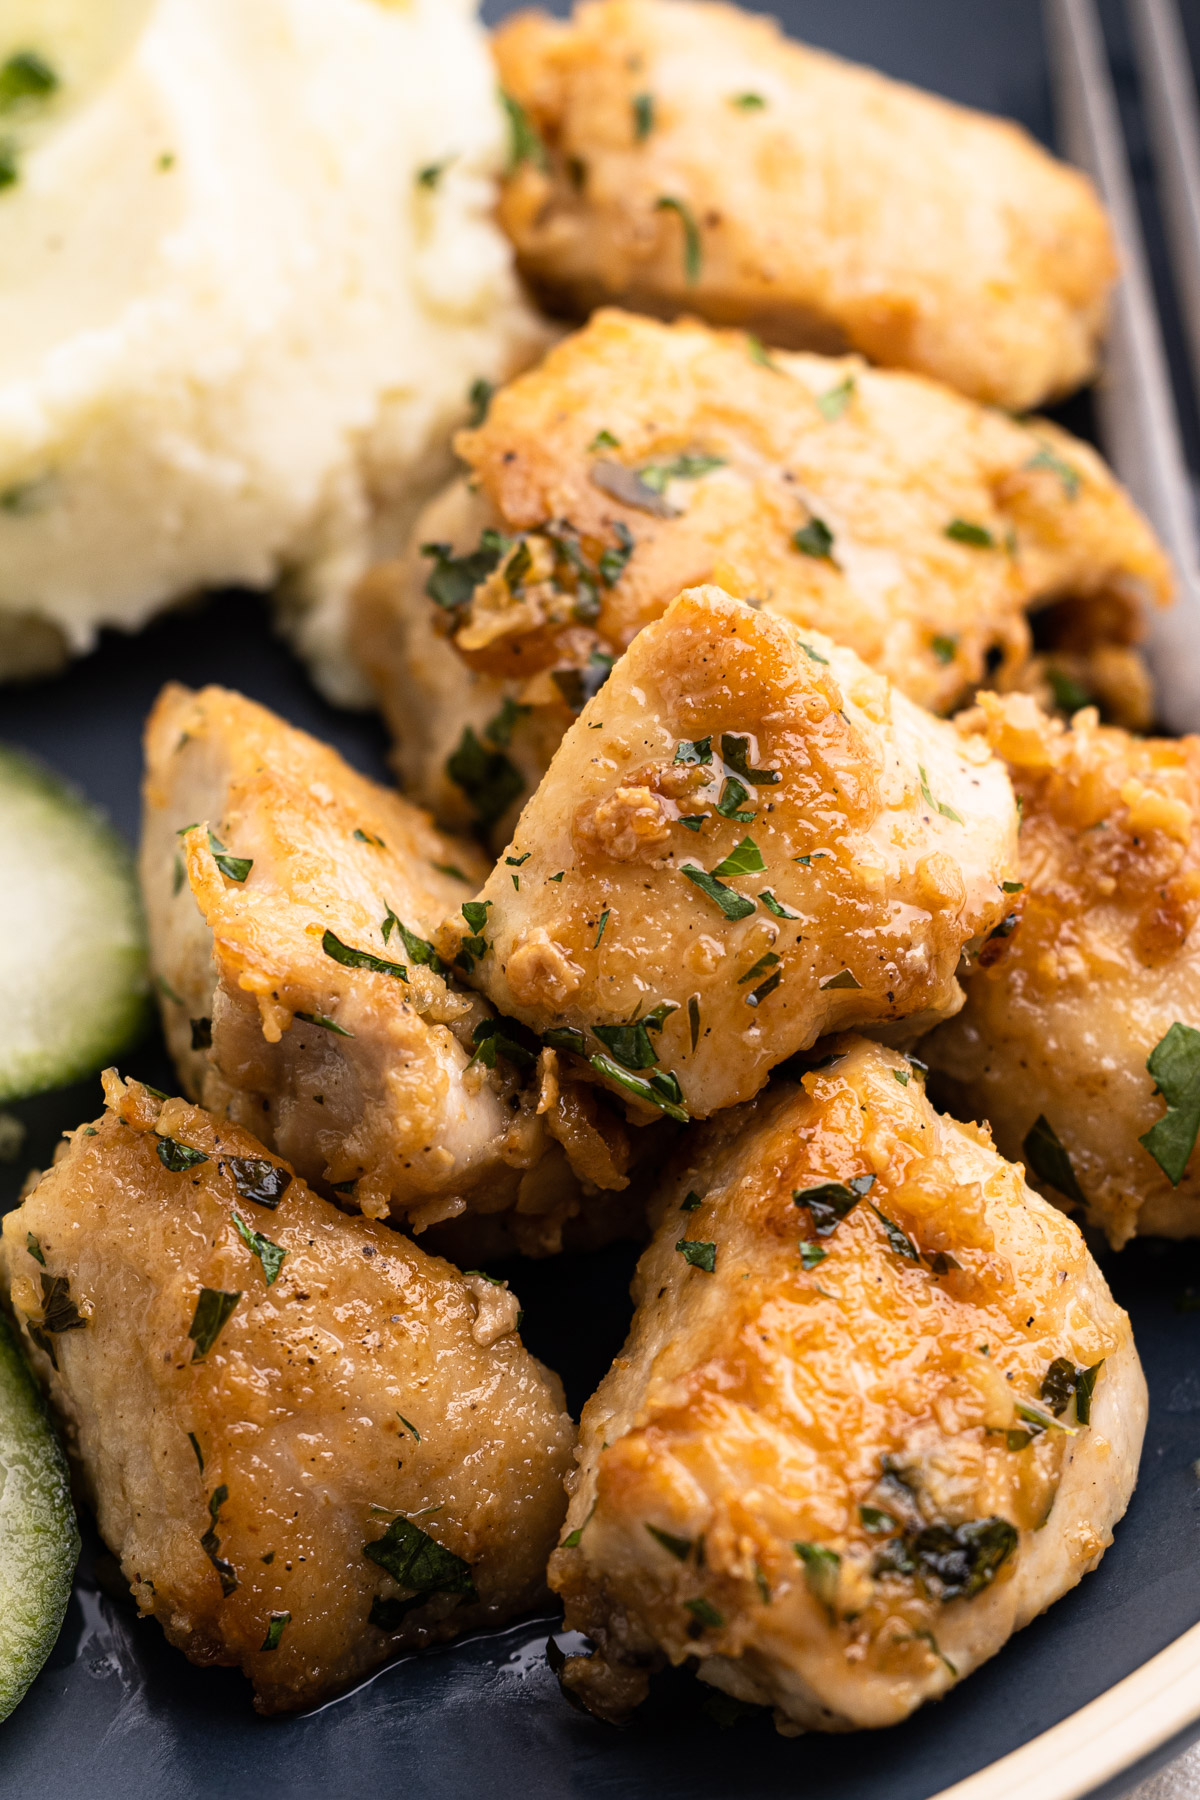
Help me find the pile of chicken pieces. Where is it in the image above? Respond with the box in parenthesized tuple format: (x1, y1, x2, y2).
(10, 0, 1199, 1741)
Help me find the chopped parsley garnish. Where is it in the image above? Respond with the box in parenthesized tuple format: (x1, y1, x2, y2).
(747, 334, 778, 370)
(260, 1613, 290, 1652)
(0, 51, 57, 111)
(432, 861, 468, 882)
(738, 951, 779, 985)
(363, 1514, 477, 1619)
(747, 972, 781, 1005)
(917, 764, 964, 824)
(1022, 1114, 1085, 1206)
(590, 459, 681, 517)
(633, 92, 655, 140)
(1074, 1361, 1103, 1425)
(893, 1069, 910, 1087)
(820, 969, 861, 990)
(561, 1502, 596, 1550)
(1024, 445, 1081, 499)
(201, 1485, 238, 1596)
(799, 1241, 825, 1269)
(353, 828, 384, 847)
(188, 1288, 241, 1359)
(646, 1523, 692, 1559)
(188, 1432, 204, 1472)
(931, 634, 957, 665)
(793, 1175, 874, 1236)
(38, 1272, 85, 1335)
(794, 1541, 840, 1612)
(227, 1159, 291, 1216)
(543, 1025, 588, 1057)
(1137, 1022, 1200, 1186)
(592, 1004, 675, 1071)
(759, 888, 799, 919)
(382, 911, 445, 975)
(207, 832, 253, 883)
(157, 1136, 209, 1174)
(721, 734, 780, 786)
(417, 161, 448, 189)
(655, 195, 702, 284)
(398, 1414, 421, 1442)
(680, 1191, 703, 1212)
(25, 1233, 44, 1266)
(468, 1017, 538, 1073)
(446, 718, 526, 830)
(593, 910, 610, 948)
(945, 518, 995, 548)
(674, 735, 712, 766)
(684, 1597, 723, 1629)
(638, 452, 725, 493)
(231, 1209, 286, 1286)
(1002, 880, 1024, 893)
(682, 864, 756, 920)
(714, 776, 754, 822)
(688, 993, 701, 1050)
(798, 640, 830, 664)
(731, 91, 766, 109)
(793, 517, 835, 560)
(1047, 667, 1091, 714)
(589, 428, 621, 452)
(870, 1203, 919, 1261)
(873, 1516, 1017, 1600)
(599, 520, 635, 586)
(0, 146, 18, 193)
(501, 92, 547, 172)
(322, 928, 408, 982)
(421, 532, 507, 610)
(710, 835, 765, 877)
(506, 852, 531, 867)
(467, 377, 494, 426)
(590, 1052, 689, 1122)
(816, 377, 855, 422)
(294, 1011, 354, 1037)
(859, 1505, 896, 1535)
(675, 1238, 716, 1272)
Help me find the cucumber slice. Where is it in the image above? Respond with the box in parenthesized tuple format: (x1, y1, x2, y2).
(0, 1308, 78, 1719)
(0, 746, 148, 1102)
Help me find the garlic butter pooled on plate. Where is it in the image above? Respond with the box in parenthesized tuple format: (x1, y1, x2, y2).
(0, 0, 544, 696)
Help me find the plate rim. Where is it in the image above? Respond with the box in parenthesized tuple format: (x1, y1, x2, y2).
(928, 1617, 1200, 1800)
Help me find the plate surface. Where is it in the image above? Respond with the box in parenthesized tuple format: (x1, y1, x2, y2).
(2, 4, 1200, 1796)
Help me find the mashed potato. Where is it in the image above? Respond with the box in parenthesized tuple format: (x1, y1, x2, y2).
(0, 0, 546, 697)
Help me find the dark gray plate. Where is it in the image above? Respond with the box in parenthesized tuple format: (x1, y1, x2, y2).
(2, 4, 1200, 1796)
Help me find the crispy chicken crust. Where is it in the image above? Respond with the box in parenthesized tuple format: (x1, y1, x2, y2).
(493, 0, 1116, 409)
(1, 1076, 574, 1713)
(550, 1038, 1145, 1731)
(141, 684, 644, 1255)
(926, 694, 1200, 1246)
(354, 312, 1167, 835)
(439, 586, 1019, 1121)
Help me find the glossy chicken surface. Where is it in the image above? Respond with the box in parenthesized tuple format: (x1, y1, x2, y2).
(440, 586, 1019, 1121)
(494, 0, 1116, 409)
(141, 683, 643, 1253)
(355, 311, 1166, 835)
(550, 1038, 1145, 1730)
(926, 694, 1200, 1246)
(1, 1075, 574, 1713)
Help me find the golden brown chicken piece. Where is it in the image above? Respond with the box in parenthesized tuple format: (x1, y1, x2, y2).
(925, 693, 1200, 1247)
(354, 312, 1168, 836)
(141, 684, 643, 1255)
(1, 1074, 575, 1714)
(493, 0, 1116, 410)
(438, 586, 1019, 1122)
(550, 1037, 1145, 1731)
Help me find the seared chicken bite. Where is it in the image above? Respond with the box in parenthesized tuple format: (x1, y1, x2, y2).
(439, 587, 1019, 1121)
(1, 1075, 575, 1714)
(355, 311, 1167, 834)
(142, 684, 637, 1252)
(493, 0, 1116, 410)
(925, 694, 1200, 1247)
(550, 1037, 1145, 1730)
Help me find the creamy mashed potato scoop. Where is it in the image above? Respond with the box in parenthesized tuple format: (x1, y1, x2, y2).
(0, 0, 544, 694)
